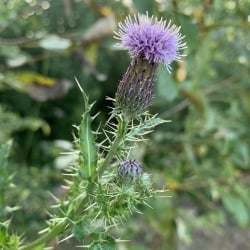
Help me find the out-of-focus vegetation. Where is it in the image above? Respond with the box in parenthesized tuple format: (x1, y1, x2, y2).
(0, 0, 249, 249)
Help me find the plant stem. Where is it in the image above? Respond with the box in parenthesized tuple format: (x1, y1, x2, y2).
(98, 115, 126, 177)
(72, 115, 127, 215)
(19, 221, 68, 250)
(20, 116, 127, 250)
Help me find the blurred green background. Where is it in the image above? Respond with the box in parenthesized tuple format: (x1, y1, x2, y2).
(0, 0, 250, 249)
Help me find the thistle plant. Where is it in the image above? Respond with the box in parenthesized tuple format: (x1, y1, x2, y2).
(0, 13, 186, 249)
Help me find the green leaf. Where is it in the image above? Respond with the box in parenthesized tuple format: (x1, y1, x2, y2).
(180, 88, 205, 120)
(175, 14, 199, 52)
(76, 79, 97, 178)
(4, 71, 72, 101)
(0, 142, 12, 217)
(0, 222, 8, 246)
(0, 221, 20, 250)
(89, 236, 116, 250)
(0, 105, 51, 140)
(222, 194, 249, 227)
(133, 0, 154, 14)
(127, 115, 169, 141)
(0, 140, 12, 168)
(232, 141, 249, 169)
(156, 65, 178, 101)
(33, 245, 45, 250)
(72, 219, 105, 241)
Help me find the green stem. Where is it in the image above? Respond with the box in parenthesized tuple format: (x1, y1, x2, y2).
(98, 115, 126, 177)
(72, 115, 127, 215)
(20, 221, 68, 250)
(20, 116, 127, 250)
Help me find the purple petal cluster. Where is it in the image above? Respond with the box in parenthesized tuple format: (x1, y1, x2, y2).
(115, 13, 186, 71)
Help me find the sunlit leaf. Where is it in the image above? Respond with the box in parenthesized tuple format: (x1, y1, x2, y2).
(16, 71, 56, 86)
(82, 15, 116, 43)
(3, 72, 72, 101)
(39, 35, 71, 51)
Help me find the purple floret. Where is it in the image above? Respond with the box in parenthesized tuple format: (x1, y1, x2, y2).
(115, 13, 186, 71)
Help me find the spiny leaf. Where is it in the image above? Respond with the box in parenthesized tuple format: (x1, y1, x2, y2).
(76, 78, 97, 178)
(126, 116, 169, 141)
(79, 113, 97, 178)
(0, 221, 21, 250)
(89, 236, 116, 250)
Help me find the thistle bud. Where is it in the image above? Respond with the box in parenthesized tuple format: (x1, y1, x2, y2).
(118, 159, 143, 182)
(115, 57, 156, 118)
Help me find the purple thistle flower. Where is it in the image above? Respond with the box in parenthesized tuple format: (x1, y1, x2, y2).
(114, 13, 186, 71)
(114, 13, 186, 118)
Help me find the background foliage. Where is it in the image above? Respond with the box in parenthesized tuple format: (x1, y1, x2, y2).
(0, 0, 250, 249)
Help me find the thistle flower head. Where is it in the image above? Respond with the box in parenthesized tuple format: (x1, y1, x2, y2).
(115, 13, 186, 71)
(114, 13, 186, 118)
(118, 159, 143, 182)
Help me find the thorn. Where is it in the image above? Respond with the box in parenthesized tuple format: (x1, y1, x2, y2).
(74, 77, 84, 93)
(58, 234, 73, 243)
(48, 192, 60, 202)
(38, 227, 49, 234)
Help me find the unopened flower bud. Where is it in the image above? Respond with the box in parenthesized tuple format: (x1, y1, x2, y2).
(118, 159, 143, 182)
(115, 57, 156, 118)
